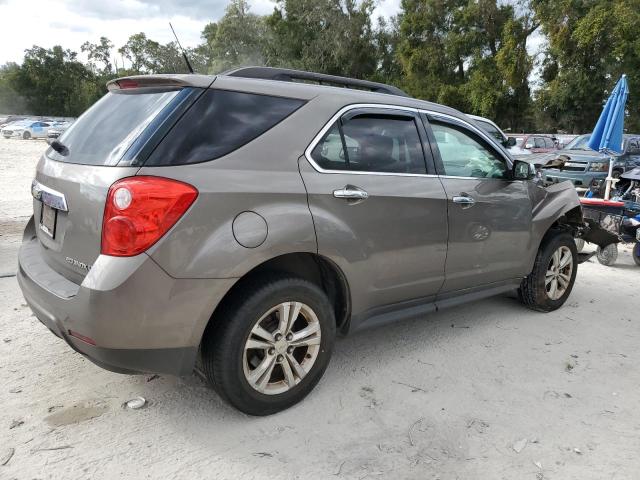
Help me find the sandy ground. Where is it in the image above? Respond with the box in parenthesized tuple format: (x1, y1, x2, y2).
(1, 139, 640, 480)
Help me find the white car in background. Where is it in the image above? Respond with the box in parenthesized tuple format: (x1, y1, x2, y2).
(2, 120, 52, 139)
(467, 114, 531, 157)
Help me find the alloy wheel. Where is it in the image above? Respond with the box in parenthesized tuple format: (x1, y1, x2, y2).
(545, 245, 573, 300)
(243, 301, 321, 395)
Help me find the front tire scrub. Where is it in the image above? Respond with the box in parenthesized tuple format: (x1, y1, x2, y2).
(201, 275, 336, 416)
(519, 232, 578, 312)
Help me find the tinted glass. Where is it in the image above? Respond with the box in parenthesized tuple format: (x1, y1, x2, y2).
(47, 90, 180, 166)
(473, 119, 504, 143)
(311, 115, 426, 174)
(431, 122, 507, 178)
(147, 89, 305, 166)
(534, 137, 545, 148)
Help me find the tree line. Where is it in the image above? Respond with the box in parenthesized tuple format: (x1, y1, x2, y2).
(1, 0, 638, 134)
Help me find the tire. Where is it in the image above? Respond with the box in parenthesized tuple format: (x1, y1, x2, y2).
(612, 170, 622, 179)
(633, 243, 640, 267)
(596, 244, 618, 266)
(574, 238, 585, 252)
(201, 275, 336, 415)
(519, 232, 578, 312)
(22, 131, 31, 140)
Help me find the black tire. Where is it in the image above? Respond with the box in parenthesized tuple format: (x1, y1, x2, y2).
(596, 244, 618, 266)
(519, 232, 578, 312)
(22, 131, 31, 140)
(633, 243, 640, 267)
(201, 275, 336, 415)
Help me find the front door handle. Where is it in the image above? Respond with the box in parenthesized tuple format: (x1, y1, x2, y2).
(333, 185, 369, 201)
(452, 195, 476, 207)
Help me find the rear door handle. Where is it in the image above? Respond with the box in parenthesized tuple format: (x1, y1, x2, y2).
(452, 195, 476, 206)
(333, 185, 369, 201)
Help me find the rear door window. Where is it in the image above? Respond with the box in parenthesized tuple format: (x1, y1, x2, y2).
(311, 113, 427, 174)
(145, 89, 305, 166)
(47, 90, 181, 166)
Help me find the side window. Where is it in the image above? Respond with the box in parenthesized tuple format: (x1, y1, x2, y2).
(545, 137, 555, 148)
(430, 122, 508, 179)
(534, 137, 545, 148)
(146, 89, 305, 166)
(627, 139, 640, 154)
(311, 114, 426, 174)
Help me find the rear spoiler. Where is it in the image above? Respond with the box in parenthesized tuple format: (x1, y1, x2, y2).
(106, 74, 215, 91)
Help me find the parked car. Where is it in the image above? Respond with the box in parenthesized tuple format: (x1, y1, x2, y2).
(2, 120, 53, 139)
(47, 121, 72, 139)
(467, 114, 530, 156)
(538, 134, 640, 188)
(0, 115, 27, 129)
(520, 134, 559, 153)
(17, 68, 615, 415)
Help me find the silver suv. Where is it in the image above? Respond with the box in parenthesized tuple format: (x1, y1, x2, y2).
(18, 68, 611, 415)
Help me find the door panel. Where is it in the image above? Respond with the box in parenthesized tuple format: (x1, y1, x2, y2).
(299, 159, 448, 318)
(439, 177, 532, 292)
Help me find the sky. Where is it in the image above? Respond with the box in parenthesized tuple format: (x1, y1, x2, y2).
(0, 0, 402, 65)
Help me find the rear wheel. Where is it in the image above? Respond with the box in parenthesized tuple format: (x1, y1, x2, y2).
(22, 131, 30, 140)
(596, 244, 618, 266)
(201, 276, 336, 415)
(633, 243, 640, 266)
(519, 232, 578, 312)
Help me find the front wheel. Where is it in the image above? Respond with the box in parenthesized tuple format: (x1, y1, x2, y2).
(596, 244, 618, 266)
(633, 243, 640, 266)
(22, 131, 31, 140)
(519, 232, 578, 312)
(201, 276, 336, 415)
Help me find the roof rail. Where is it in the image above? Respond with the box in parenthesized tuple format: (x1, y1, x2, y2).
(222, 66, 409, 97)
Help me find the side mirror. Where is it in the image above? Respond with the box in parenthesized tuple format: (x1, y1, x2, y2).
(506, 136, 517, 147)
(512, 159, 534, 180)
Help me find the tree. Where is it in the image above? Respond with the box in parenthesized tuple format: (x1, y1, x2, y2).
(396, 0, 536, 130)
(11, 46, 98, 116)
(200, 0, 267, 73)
(81, 37, 115, 75)
(0, 63, 28, 114)
(266, 0, 378, 79)
(534, 0, 640, 133)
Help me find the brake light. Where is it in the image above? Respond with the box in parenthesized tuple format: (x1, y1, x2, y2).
(101, 176, 198, 257)
(117, 79, 139, 89)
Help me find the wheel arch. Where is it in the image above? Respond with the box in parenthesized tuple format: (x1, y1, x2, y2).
(199, 252, 352, 349)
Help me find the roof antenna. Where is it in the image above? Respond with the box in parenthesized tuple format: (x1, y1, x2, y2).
(169, 22, 194, 74)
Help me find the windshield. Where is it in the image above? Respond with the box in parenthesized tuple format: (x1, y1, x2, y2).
(47, 89, 180, 166)
(564, 134, 592, 151)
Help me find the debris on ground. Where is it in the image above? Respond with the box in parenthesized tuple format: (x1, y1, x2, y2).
(534, 461, 543, 469)
(408, 418, 424, 446)
(146, 374, 160, 382)
(1, 448, 15, 466)
(512, 438, 528, 453)
(574, 447, 582, 455)
(123, 397, 147, 410)
(8, 420, 23, 430)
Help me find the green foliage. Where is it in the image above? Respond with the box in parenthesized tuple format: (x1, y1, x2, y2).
(1, 0, 639, 133)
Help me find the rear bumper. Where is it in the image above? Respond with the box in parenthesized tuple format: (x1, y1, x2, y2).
(17, 221, 236, 375)
(543, 170, 606, 187)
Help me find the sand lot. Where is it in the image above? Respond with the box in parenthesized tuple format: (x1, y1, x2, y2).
(1, 139, 639, 480)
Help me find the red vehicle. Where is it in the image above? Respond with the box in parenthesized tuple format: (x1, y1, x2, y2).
(521, 134, 559, 153)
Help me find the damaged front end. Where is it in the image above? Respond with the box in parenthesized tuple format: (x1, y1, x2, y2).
(529, 181, 619, 264)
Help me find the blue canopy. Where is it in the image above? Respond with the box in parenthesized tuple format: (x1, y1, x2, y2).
(588, 75, 629, 154)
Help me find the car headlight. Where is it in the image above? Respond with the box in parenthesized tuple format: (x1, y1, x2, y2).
(589, 162, 609, 172)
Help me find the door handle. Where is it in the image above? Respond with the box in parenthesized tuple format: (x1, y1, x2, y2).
(452, 195, 476, 206)
(333, 186, 369, 201)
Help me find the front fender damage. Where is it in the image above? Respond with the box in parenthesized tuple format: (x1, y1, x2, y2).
(530, 181, 619, 263)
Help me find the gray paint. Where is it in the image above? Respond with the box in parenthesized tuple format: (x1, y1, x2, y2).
(18, 72, 590, 376)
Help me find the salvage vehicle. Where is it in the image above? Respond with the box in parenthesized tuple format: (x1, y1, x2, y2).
(467, 114, 530, 157)
(2, 120, 52, 139)
(17, 68, 616, 415)
(520, 134, 559, 154)
(537, 134, 640, 187)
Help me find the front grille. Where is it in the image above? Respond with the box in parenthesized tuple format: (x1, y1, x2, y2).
(562, 166, 587, 172)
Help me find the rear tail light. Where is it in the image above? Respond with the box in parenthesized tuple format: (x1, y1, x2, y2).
(101, 176, 198, 257)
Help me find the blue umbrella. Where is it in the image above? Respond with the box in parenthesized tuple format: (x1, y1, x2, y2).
(588, 74, 629, 154)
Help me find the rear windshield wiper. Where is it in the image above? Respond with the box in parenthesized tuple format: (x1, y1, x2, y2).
(50, 139, 69, 156)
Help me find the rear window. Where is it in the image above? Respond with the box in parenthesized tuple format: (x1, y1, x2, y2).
(145, 89, 305, 166)
(47, 90, 180, 166)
